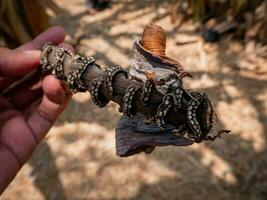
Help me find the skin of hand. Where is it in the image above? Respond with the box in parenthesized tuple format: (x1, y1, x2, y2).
(0, 26, 73, 194)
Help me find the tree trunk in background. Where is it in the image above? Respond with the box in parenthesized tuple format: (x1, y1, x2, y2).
(0, 0, 50, 47)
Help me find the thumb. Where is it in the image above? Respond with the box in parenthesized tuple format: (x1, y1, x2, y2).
(0, 48, 40, 76)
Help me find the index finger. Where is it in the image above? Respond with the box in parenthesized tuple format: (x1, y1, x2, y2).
(0, 26, 66, 77)
(16, 26, 66, 51)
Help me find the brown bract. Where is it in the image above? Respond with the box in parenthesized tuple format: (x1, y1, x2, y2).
(141, 24, 166, 56)
(140, 23, 192, 79)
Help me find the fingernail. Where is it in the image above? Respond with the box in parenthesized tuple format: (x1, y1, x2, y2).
(22, 50, 41, 57)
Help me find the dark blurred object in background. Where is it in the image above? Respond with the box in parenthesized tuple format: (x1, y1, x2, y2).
(202, 20, 237, 43)
(86, 0, 111, 11)
(202, 29, 220, 43)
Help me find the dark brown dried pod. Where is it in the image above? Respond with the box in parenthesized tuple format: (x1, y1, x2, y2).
(116, 24, 229, 156)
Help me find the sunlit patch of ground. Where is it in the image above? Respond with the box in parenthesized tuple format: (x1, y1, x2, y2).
(2, 0, 267, 200)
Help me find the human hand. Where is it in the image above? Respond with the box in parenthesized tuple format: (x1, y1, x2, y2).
(0, 27, 72, 194)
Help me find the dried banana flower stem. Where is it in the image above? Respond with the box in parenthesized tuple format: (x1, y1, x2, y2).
(39, 24, 228, 157)
(40, 44, 189, 128)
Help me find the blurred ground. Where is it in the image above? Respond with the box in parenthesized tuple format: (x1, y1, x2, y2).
(2, 0, 267, 200)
